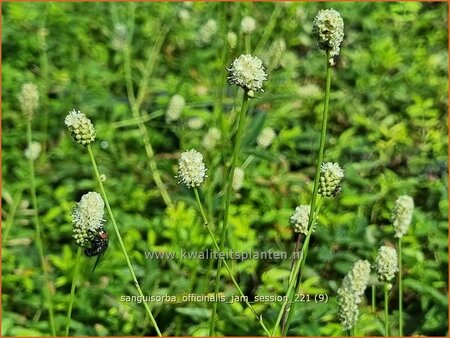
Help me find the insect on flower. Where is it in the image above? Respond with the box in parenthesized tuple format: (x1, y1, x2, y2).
(84, 227, 109, 257)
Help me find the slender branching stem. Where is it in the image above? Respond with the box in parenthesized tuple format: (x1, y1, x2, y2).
(281, 197, 323, 336)
(254, 4, 281, 54)
(87, 145, 162, 337)
(278, 51, 332, 336)
(27, 121, 56, 336)
(398, 237, 403, 336)
(210, 93, 249, 335)
(193, 188, 271, 336)
(122, 20, 173, 208)
(65, 247, 82, 336)
(3, 188, 24, 243)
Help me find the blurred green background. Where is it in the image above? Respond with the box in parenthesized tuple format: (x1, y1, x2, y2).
(2, 1, 448, 336)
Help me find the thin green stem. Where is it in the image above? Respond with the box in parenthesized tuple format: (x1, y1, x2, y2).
(37, 12, 50, 156)
(384, 282, 389, 337)
(280, 51, 332, 336)
(211, 93, 250, 335)
(280, 193, 324, 336)
(122, 21, 173, 208)
(275, 192, 322, 337)
(271, 254, 302, 336)
(372, 284, 376, 312)
(398, 238, 403, 336)
(27, 121, 56, 336)
(65, 247, 82, 336)
(193, 188, 271, 336)
(87, 145, 162, 337)
(245, 34, 251, 54)
(254, 4, 281, 54)
(241, 154, 255, 170)
(3, 188, 24, 243)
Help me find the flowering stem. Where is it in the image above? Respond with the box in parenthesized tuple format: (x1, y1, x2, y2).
(27, 121, 56, 336)
(384, 282, 389, 336)
(270, 254, 302, 336)
(193, 188, 271, 336)
(87, 145, 162, 337)
(279, 51, 332, 336)
(64, 247, 82, 336)
(210, 92, 250, 336)
(398, 237, 403, 336)
(279, 197, 324, 336)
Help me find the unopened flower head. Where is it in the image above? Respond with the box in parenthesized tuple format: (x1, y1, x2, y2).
(198, 19, 217, 45)
(289, 205, 311, 235)
(72, 192, 105, 247)
(241, 16, 256, 34)
(112, 23, 127, 51)
(24, 141, 42, 161)
(318, 162, 344, 197)
(227, 31, 237, 49)
(202, 127, 221, 150)
(178, 8, 190, 23)
(166, 94, 185, 122)
(177, 149, 207, 188)
(375, 246, 398, 282)
(312, 9, 344, 65)
(257, 127, 276, 148)
(18, 83, 39, 120)
(265, 38, 287, 69)
(342, 260, 371, 298)
(392, 195, 414, 238)
(187, 117, 204, 130)
(227, 54, 268, 97)
(65, 109, 96, 146)
(337, 286, 360, 330)
(233, 167, 245, 191)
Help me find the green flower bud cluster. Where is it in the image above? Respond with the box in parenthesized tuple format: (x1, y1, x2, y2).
(65, 109, 96, 146)
(318, 162, 344, 197)
(289, 205, 311, 235)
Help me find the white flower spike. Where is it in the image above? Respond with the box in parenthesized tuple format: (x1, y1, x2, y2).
(177, 149, 208, 188)
(227, 54, 268, 97)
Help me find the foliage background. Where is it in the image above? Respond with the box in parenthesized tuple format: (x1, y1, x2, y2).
(2, 1, 448, 336)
